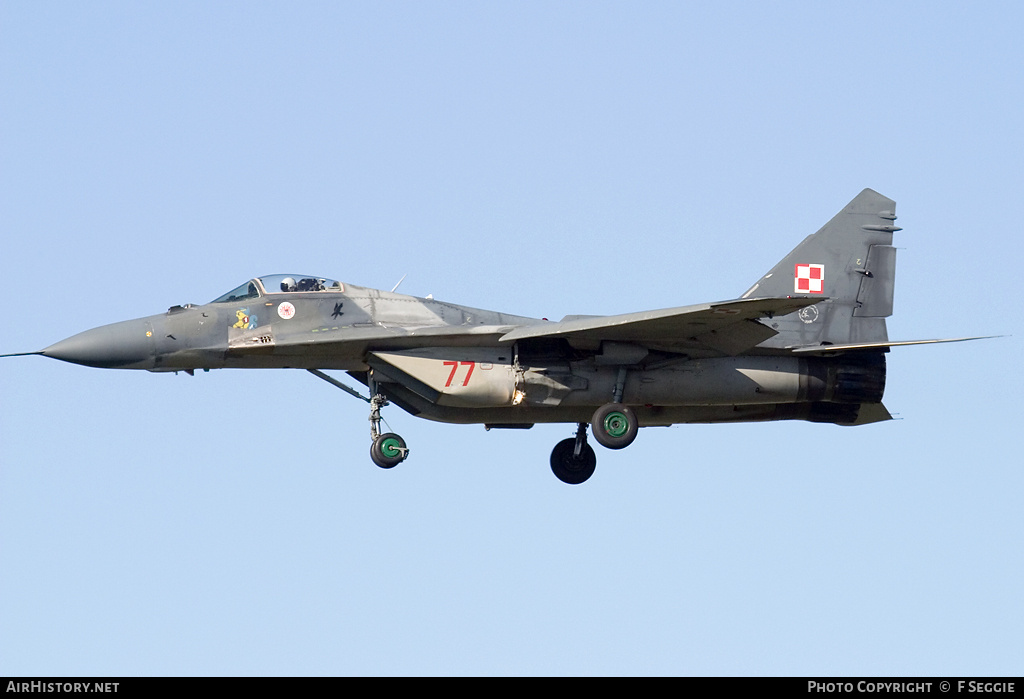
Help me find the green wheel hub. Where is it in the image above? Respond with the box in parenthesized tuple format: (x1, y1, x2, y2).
(603, 412, 630, 438)
(381, 437, 403, 458)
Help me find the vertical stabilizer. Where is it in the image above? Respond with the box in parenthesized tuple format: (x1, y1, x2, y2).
(743, 189, 900, 349)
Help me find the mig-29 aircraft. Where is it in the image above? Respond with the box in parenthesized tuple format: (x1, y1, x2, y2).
(2, 190, 986, 483)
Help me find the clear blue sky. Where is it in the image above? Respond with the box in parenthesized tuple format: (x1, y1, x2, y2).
(1, 1, 1020, 676)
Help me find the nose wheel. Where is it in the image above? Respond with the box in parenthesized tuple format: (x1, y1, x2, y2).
(306, 369, 411, 471)
(371, 432, 409, 469)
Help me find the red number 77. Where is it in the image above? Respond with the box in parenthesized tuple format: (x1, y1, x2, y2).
(443, 361, 476, 387)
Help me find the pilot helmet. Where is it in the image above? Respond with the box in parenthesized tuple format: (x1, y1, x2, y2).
(281, 277, 296, 292)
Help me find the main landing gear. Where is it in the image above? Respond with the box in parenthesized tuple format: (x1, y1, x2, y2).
(548, 403, 640, 485)
(550, 423, 597, 485)
(549, 365, 641, 484)
(591, 403, 639, 450)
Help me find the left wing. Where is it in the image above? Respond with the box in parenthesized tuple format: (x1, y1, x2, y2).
(498, 297, 820, 356)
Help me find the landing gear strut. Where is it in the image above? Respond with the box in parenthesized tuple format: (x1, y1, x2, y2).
(550, 422, 597, 485)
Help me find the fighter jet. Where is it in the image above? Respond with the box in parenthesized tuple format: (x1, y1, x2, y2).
(2, 189, 988, 483)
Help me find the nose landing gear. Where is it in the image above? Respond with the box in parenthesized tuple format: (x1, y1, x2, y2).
(307, 369, 410, 471)
(368, 391, 409, 470)
(371, 432, 409, 469)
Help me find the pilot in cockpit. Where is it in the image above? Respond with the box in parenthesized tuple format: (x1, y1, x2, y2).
(280, 277, 298, 292)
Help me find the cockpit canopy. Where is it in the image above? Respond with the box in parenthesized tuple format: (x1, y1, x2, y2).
(210, 275, 342, 304)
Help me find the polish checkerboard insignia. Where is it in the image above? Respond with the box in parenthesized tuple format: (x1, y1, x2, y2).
(794, 264, 824, 294)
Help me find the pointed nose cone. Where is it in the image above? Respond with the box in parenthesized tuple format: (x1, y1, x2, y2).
(43, 318, 156, 369)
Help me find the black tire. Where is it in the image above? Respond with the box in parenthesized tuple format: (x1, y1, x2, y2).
(591, 403, 639, 450)
(550, 438, 597, 485)
(370, 432, 408, 469)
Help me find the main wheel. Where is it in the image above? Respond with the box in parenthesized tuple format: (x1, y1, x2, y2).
(371, 432, 408, 469)
(550, 438, 597, 485)
(591, 403, 639, 450)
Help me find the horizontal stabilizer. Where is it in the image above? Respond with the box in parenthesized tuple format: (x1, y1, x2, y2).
(789, 336, 1000, 354)
(853, 403, 892, 425)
